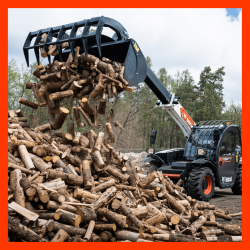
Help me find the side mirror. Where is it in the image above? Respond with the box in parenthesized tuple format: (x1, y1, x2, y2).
(150, 130, 157, 145)
(213, 129, 220, 141)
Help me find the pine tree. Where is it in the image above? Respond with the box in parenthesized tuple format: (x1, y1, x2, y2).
(194, 66, 225, 122)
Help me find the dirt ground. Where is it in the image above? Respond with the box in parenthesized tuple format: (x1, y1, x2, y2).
(205, 187, 242, 242)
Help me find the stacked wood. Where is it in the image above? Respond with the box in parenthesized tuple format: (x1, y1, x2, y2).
(8, 52, 241, 242)
(8, 120, 242, 242)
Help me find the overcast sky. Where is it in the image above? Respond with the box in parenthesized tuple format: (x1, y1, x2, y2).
(8, 8, 242, 105)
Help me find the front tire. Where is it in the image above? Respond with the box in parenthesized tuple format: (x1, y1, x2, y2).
(187, 167, 215, 201)
(231, 165, 242, 195)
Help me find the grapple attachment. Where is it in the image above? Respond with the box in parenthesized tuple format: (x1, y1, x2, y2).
(23, 16, 148, 86)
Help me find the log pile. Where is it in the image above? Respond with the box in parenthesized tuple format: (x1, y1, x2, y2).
(8, 110, 242, 242)
(18, 49, 133, 131)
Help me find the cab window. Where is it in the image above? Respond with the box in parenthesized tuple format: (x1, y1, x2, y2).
(220, 129, 236, 156)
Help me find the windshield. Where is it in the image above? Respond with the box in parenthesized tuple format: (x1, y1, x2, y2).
(184, 128, 215, 159)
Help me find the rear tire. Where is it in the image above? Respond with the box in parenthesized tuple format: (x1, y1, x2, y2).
(187, 167, 215, 201)
(231, 165, 242, 195)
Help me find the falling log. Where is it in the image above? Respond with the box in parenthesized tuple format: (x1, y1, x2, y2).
(29, 114, 38, 127)
(61, 66, 69, 82)
(98, 208, 128, 229)
(98, 99, 106, 114)
(31, 84, 47, 107)
(18, 98, 38, 109)
(50, 229, 69, 242)
(34, 123, 51, 133)
(50, 107, 69, 130)
(73, 107, 84, 128)
(78, 107, 92, 126)
(77, 84, 91, 99)
(114, 121, 124, 130)
(90, 81, 105, 99)
(94, 132, 105, 152)
(55, 209, 81, 227)
(49, 90, 74, 101)
(105, 123, 115, 143)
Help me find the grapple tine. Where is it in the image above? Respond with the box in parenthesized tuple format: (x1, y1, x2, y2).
(47, 54, 51, 64)
(81, 20, 91, 58)
(23, 32, 32, 67)
(57, 25, 66, 62)
(95, 17, 105, 58)
(34, 30, 42, 65)
(82, 38, 88, 59)
(44, 28, 54, 54)
(23, 48, 29, 67)
(69, 23, 78, 60)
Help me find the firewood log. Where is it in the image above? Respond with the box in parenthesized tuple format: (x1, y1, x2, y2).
(18, 98, 38, 109)
(105, 123, 115, 143)
(217, 223, 242, 235)
(93, 186, 117, 210)
(50, 229, 69, 242)
(81, 160, 93, 190)
(54, 208, 81, 227)
(73, 107, 84, 128)
(8, 202, 39, 221)
(84, 220, 95, 241)
(115, 230, 140, 242)
(98, 208, 128, 229)
(50, 107, 69, 130)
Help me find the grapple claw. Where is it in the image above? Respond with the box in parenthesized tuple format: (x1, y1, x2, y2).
(23, 16, 148, 86)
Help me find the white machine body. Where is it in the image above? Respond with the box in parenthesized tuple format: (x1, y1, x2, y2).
(157, 94, 195, 138)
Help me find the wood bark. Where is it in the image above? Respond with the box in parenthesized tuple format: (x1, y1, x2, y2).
(50, 107, 69, 130)
(105, 123, 115, 143)
(50, 229, 69, 242)
(18, 98, 38, 109)
(55, 208, 81, 227)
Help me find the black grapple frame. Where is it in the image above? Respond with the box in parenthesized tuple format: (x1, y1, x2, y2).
(23, 16, 172, 104)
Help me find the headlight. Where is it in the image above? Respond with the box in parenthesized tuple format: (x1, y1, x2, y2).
(198, 148, 207, 155)
(146, 148, 155, 154)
